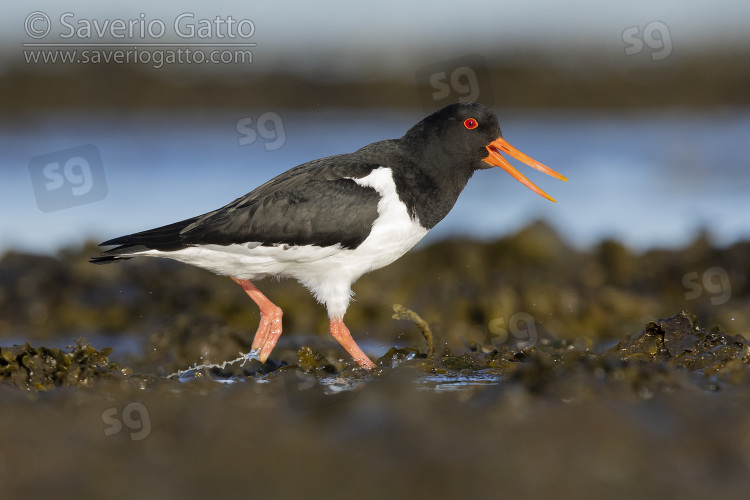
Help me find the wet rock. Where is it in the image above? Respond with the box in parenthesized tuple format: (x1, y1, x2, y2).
(606, 311, 750, 386)
(297, 346, 337, 375)
(439, 352, 490, 371)
(608, 312, 748, 361)
(3, 310, 749, 399)
(660, 312, 700, 356)
(0, 339, 117, 390)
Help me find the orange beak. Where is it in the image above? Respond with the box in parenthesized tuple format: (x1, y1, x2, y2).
(483, 137, 567, 203)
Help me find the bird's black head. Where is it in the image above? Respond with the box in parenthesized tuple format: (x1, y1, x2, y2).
(404, 102, 501, 166)
(403, 102, 567, 202)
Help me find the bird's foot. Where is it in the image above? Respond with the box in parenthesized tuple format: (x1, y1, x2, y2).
(231, 277, 284, 363)
(254, 308, 283, 363)
(329, 318, 376, 370)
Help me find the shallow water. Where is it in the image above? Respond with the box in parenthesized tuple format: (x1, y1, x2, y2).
(415, 370, 504, 391)
(2, 107, 750, 254)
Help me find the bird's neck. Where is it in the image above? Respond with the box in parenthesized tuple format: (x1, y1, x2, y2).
(360, 139, 477, 230)
(394, 151, 476, 230)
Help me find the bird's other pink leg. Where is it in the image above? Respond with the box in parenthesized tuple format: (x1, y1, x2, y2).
(329, 318, 376, 370)
(231, 277, 283, 363)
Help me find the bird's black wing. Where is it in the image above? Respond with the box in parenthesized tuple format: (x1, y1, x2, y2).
(181, 158, 383, 248)
(91, 157, 383, 263)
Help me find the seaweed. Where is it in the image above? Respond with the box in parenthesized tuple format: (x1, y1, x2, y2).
(0, 339, 118, 390)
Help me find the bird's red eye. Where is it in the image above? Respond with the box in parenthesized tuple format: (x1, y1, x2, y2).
(464, 118, 478, 130)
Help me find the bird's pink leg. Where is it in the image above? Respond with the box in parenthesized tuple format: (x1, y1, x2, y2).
(231, 277, 283, 363)
(329, 318, 376, 370)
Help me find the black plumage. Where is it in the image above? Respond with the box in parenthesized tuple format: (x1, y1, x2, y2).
(92, 103, 506, 264)
(91, 161, 383, 262)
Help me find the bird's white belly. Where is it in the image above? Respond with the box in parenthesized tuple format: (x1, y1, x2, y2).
(134, 167, 428, 318)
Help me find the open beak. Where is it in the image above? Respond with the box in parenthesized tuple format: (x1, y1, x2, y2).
(483, 137, 567, 203)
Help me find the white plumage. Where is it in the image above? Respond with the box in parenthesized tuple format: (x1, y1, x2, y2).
(120, 167, 428, 319)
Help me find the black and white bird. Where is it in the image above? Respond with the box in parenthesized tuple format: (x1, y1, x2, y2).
(91, 103, 567, 370)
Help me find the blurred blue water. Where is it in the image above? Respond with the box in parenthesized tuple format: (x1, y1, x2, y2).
(2, 107, 749, 254)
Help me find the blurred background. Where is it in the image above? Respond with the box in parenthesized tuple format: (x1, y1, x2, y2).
(4, 4, 750, 497)
(1, 0, 749, 362)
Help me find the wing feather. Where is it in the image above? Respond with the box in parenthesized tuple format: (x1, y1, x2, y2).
(90, 158, 383, 264)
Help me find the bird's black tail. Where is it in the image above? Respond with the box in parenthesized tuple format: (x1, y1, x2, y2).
(89, 216, 199, 264)
(89, 245, 149, 264)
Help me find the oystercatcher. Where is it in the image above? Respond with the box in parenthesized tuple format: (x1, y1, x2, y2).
(91, 103, 566, 370)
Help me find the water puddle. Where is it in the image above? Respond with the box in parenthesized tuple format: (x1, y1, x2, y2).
(415, 371, 504, 391)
